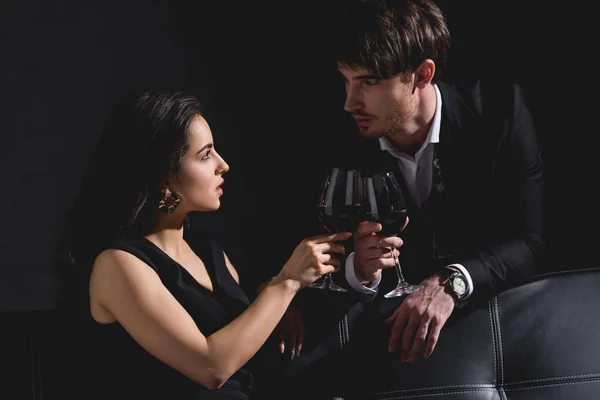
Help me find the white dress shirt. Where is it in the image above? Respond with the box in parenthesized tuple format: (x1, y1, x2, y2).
(346, 85, 474, 299)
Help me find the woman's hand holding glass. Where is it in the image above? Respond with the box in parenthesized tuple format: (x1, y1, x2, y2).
(275, 231, 352, 292)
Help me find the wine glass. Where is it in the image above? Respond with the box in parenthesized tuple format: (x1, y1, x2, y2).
(311, 167, 363, 292)
(364, 171, 423, 298)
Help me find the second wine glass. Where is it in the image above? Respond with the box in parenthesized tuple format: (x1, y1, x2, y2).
(312, 167, 363, 292)
(364, 171, 423, 298)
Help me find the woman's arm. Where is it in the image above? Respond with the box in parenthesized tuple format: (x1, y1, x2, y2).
(89, 233, 348, 389)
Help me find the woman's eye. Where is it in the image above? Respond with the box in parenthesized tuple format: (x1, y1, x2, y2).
(201, 150, 211, 160)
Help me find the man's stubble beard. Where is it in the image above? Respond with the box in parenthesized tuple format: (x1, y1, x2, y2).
(357, 93, 417, 141)
(381, 96, 420, 147)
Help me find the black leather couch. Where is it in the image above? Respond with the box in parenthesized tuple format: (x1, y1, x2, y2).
(7, 267, 599, 400)
(260, 267, 600, 400)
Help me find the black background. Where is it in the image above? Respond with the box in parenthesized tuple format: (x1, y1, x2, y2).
(0, 0, 594, 312)
(1, 1, 597, 398)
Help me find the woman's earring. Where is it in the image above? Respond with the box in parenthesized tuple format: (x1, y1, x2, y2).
(158, 187, 181, 214)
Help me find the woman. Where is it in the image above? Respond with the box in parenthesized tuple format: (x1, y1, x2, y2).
(55, 87, 349, 399)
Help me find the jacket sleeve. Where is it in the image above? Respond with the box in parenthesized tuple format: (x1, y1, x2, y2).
(460, 83, 545, 303)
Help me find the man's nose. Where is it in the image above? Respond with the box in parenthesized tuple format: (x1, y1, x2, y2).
(344, 88, 362, 113)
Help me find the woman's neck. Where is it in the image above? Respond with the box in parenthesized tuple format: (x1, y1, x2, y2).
(146, 213, 187, 256)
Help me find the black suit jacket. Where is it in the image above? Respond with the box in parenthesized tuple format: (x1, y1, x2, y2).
(337, 79, 545, 304)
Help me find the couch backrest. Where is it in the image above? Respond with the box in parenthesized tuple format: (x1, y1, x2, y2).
(348, 268, 600, 399)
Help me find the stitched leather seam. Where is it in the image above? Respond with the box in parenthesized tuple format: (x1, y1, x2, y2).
(490, 297, 508, 399)
(490, 297, 504, 386)
(373, 383, 496, 395)
(340, 315, 348, 347)
(338, 319, 343, 348)
(341, 317, 346, 347)
(369, 374, 600, 398)
(374, 379, 600, 400)
(488, 301, 498, 384)
(493, 298, 505, 384)
(344, 313, 350, 343)
(504, 377, 600, 392)
(344, 315, 350, 344)
(505, 372, 600, 386)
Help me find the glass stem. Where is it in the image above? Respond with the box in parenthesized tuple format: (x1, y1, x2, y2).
(393, 248, 406, 283)
(325, 273, 332, 289)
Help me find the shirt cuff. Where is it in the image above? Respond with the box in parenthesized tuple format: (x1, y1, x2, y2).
(344, 252, 381, 294)
(446, 263, 474, 300)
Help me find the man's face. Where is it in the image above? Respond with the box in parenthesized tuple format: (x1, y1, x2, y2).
(338, 64, 418, 139)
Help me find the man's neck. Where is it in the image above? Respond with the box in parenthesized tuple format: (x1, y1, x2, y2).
(386, 84, 437, 157)
(387, 129, 428, 157)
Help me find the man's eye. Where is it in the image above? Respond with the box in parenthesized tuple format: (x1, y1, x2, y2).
(363, 79, 379, 87)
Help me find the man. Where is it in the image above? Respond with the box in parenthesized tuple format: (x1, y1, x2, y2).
(251, 1, 544, 398)
(321, 0, 544, 391)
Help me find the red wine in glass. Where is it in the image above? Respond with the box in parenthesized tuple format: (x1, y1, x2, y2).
(364, 171, 423, 298)
(378, 209, 409, 236)
(318, 204, 363, 234)
(312, 167, 363, 292)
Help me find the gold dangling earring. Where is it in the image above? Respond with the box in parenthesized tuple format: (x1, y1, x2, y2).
(158, 186, 181, 214)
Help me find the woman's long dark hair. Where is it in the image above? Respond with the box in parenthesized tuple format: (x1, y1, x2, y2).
(55, 87, 203, 279)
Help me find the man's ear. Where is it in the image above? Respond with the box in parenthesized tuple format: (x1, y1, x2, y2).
(414, 59, 435, 88)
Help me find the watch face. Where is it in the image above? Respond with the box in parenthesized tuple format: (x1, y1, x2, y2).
(451, 276, 467, 296)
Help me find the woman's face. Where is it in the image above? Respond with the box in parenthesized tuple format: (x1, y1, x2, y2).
(167, 115, 229, 212)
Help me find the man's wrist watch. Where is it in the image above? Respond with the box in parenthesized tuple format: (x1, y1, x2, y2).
(443, 268, 469, 302)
